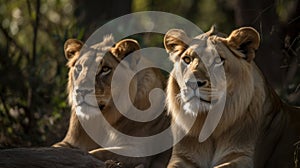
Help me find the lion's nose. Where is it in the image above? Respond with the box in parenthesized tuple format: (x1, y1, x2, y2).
(75, 89, 93, 96)
(186, 80, 207, 90)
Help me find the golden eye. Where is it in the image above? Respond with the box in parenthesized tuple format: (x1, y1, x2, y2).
(214, 57, 225, 66)
(182, 56, 192, 64)
(75, 64, 82, 72)
(101, 66, 111, 75)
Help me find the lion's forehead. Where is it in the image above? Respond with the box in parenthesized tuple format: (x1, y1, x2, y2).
(185, 40, 219, 66)
(190, 38, 217, 53)
(101, 53, 120, 66)
(75, 52, 119, 83)
(78, 51, 98, 65)
(78, 50, 119, 69)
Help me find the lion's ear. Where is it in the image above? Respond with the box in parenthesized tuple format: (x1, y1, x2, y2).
(164, 29, 190, 62)
(220, 27, 260, 62)
(110, 39, 141, 69)
(110, 39, 140, 60)
(64, 39, 83, 60)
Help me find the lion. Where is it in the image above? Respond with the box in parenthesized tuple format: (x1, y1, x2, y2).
(53, 35, 171, 168)
(164, 26, 300, 168)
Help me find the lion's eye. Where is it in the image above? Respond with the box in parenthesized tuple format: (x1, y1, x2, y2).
(101, 66, 111, 75)
(75, 64, 82, 72)
(102, 66, 110, 72)
(182, 56, 192, 64)
(214, 57, 225, 66)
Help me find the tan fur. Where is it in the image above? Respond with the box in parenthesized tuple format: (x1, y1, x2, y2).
(164, 27, 300, 168)
(53, 36, 171, 167)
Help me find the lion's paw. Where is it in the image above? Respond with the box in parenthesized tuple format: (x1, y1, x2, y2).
(105, 160, 124, 168)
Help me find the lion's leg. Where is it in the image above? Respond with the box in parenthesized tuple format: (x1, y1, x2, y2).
(90, 148, 149, 168)
(105, 160, 124, 168)
(167, 154, 197, 168)
(52, 141, 74, 148)
(149, 149, 172, 168)
(213, 155, 253, 168)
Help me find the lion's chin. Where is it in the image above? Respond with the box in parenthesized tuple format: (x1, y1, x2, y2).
(183, 97, 211, 116)
(75, 102, 100, 120)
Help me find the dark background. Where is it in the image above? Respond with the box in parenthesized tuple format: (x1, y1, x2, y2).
(0, 0, 299, 147)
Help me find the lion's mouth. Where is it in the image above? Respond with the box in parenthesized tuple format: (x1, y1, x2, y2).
(74, 93, 109, 111)
(99, 104, 105, 111)
(182, 87, 222, 104)
(76, 101, 99, 108)
(76, 101, 106, 112)
(185, 94, 219, 105)
(200, 97, 212, 104)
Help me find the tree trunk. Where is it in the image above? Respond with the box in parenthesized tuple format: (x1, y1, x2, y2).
(73, 0, 132, 38)
(0, 147, 105, 168)
(234, 0, 283, 89)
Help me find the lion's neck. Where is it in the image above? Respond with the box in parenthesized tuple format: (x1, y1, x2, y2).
(62, 107, 99, 151)
(110, 68, 168, 136)
(170, 108, 207, 139)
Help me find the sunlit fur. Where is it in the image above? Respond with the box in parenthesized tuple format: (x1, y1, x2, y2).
(164, 27, 300, 168)
(53, 36, 171, 168)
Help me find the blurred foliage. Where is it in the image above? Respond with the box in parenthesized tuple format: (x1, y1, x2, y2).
(0, 0, 299, 148)
(132, 0, 236, 33)
(0, 0, 84, 147)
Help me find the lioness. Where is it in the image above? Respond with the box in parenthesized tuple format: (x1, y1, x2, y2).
(164, 26, 300, 168)
(53, 36, 171, 167)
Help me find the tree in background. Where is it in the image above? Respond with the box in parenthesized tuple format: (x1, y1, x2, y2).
(0, 0, 81, 147)
(232, 0, 300, 103)
(234, 0, 283, 88)
(73, 0, 132, 38)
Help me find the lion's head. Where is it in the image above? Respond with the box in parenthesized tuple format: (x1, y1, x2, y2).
(64, 36, 145, 125)
(58, 36, 170, 167)
(164, 27, 300, 168)
(164, 26, 264, 135)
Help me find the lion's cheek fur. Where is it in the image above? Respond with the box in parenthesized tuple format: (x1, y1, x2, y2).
(166, 75, 201, 136)
(166, 75, 181, 115)
(218, 63, 255, 127)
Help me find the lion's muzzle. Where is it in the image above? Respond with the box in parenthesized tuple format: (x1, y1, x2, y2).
(73, 88, 99, 108)
(185, 80, 207, 90)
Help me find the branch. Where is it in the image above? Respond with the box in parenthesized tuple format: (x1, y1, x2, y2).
(0, 147, 105, 168)
(0, 27, 30, 61)
(32, 0, 40, 66)
(26, 0, 32, 17)
(0, 92, 13, 121)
